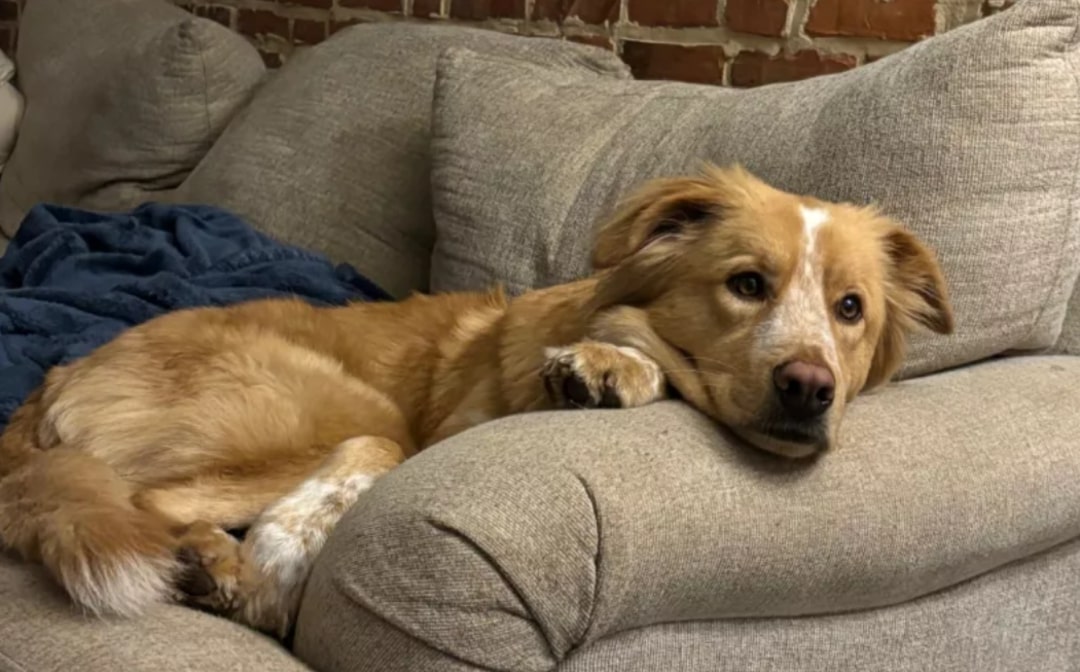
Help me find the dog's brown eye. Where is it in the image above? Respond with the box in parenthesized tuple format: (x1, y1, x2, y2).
(837, 294, 863, 323)
(728, 272, 767, 300)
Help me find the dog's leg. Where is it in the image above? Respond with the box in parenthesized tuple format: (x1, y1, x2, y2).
(178, 436, 406, 638)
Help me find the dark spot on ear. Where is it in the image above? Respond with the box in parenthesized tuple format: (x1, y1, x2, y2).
(915, 281, 954, 333)
(647, 199, 716, 241)
(670, 200, 713, 223)
(650, 221, 683, 238)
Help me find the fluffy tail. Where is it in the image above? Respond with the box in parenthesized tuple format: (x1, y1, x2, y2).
(0, 443, 179, 617)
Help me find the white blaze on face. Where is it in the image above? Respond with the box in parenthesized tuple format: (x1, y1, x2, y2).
(756, 205, 837, 371)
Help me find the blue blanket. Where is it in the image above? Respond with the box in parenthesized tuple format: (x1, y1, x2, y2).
(0, 203, 390, 431)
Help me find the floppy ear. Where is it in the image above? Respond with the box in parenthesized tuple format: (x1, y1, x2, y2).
(866, 223, 955, 388)
(590, 174, 724, 270)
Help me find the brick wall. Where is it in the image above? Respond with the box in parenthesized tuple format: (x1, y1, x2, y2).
(173, 0, 1014, 85)
(3, 0, 1005, 87)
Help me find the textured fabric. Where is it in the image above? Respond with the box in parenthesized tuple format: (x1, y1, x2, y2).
(430, 0, 1080, 379)
(558, 539, 1080, 672)
(0, 0, 265, 237)
(0, 555, 311, 672)
(174, 24, 630, 299)
(294, 355, 1080, 672)
(0, 203, 387, 430)
(1052, 282, 1080, 354)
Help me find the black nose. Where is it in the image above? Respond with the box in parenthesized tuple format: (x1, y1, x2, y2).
(773, 360, 835, 420)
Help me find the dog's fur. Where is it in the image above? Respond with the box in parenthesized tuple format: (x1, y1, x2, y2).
(0, 166, 953, 637)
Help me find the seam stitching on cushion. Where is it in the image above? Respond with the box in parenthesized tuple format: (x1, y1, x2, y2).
(190, 20, 213, 150)
(1026, 4, 1080, 348)
(425, 520, 561, 668)
(568, 471, 602, 649)
(321, 571, 506, 672)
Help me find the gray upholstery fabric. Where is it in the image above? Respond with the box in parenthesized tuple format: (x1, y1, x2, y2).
(293, 355, 1080, 672)
(0, 555, 311, 672)
(558, 539, 1080, 672)
(0, 0, 265, 237)
(174, 24, 630, 298)
(1052, 283, 1080, 354)
(429, 0, 1080, 379)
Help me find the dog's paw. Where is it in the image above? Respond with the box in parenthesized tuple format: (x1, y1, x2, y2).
(542, 341, 665, 410)
(174, 521, 244, 614)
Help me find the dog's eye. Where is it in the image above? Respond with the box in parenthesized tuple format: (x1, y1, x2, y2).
(837, 294, 863, 323)
(728, 272, 767, 300)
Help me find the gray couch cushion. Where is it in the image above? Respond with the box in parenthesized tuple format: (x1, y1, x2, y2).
(429, 0, 1080, 379)
(0, 555, 310, 672)
(1052, 283, 1080, 354)
(294, 355, 1080, 672)
(0, 0, 265, 238)
(559, 540, 1080, 672)
(174, 24, 630, 299)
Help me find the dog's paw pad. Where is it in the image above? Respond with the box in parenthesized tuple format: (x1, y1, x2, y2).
(176, 548, 217, 597)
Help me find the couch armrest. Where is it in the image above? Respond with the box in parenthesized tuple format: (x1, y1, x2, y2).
(294, 356, 1080, 672)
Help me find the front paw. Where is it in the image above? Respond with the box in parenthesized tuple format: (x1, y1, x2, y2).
(542, 341, 665, 410)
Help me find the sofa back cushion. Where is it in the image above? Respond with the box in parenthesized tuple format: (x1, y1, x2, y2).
(429, 0, 1080, 379)
(174, 24, 630, 298)
(0, 0, 265, 238)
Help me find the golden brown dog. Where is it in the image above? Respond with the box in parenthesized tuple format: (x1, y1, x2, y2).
(0, 165, 953, 637)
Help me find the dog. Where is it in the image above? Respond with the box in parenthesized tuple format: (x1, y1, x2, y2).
(0, 165, 953, 637)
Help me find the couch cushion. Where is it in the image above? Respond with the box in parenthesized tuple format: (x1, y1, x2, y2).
(1052, 282, 1080, 354)
(0, 0, 265, 238)
(429, 0, 1080, 379)
(294, 355, 1080, 672)
(0, 555, 310, 672)
(559, 540, 1080, 672)
(174, 24, 630, 299)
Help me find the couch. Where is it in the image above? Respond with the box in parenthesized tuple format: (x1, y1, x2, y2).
(2, 0, 1080, 670)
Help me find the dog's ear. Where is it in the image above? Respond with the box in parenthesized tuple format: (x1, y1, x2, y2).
(866, 222, 954, 388)
(591, 173, 725, 270)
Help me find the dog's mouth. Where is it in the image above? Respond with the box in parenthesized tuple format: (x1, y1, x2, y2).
(735, 417, 829, 459)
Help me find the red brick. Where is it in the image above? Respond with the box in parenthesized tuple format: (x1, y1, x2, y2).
(259, 50, 283, 68)
(622, 41, 724, 85)
(533, 0, 618, 24)
(194, 5, 233, 29)
(413, 0, 442, 17)
(292, 18, 327, 44)
(331, 17, 367, 33)
(628, 0, 717, 27)
(730, 50, 856, 87)
(339, 0, 402, 10)
(236, 9, 289, 39)
(450, 0, 526, 19)
(806, 0, 934, 41)
(0, 1, 18, 21)
(725, 0, 787, 36)
(567, 33, 614, 50)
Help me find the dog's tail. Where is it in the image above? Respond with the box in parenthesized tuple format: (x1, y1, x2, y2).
(0, 420, 178, 616)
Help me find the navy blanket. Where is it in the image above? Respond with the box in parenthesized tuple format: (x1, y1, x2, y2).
(0, 203, 390, 431)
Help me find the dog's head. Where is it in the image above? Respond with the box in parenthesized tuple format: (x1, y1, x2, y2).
(591, 165, 953, 458)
